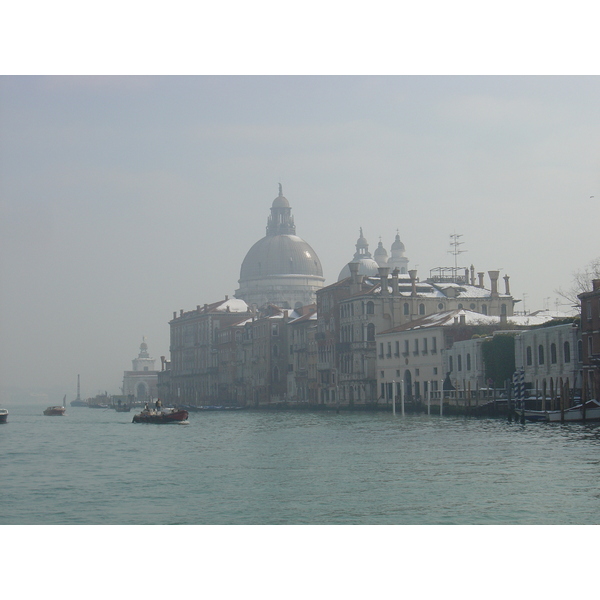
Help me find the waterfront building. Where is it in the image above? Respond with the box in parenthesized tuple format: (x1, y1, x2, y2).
(167, 297, 253, 405)
(578, 279, 600, 400)
(288, 304, 318, 403)
(122, 338, 159, 402)
(513, 319, 582, 400)
(318, 261, 518, 406)
(235, 185, 325, 310)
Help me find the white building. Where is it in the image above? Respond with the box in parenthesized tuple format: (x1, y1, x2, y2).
(123, 338, 159, 402)
(514, 320, 582, 396)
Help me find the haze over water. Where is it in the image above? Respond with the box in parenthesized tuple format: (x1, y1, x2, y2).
(3, 402, 600, 525)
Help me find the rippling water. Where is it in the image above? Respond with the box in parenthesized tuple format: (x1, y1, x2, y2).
(2, 401, 600, 525)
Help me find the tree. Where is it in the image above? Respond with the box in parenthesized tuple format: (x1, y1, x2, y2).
(556, 257, 600, 308)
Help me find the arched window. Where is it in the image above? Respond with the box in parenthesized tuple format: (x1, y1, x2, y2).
(481, 304, 488, 315)
(403, 303, 409, 315)
(367, 323, 375, 341)
(458, 303, 463, 310)
(550, 343, 557, 364)
(526, 346, 532, 366)
(457, 355, 462, 371)
(419, 303, 425, 315)
(538, 345, 544, 365)
(466, 353, 471, 370)
(366, 301, 374, 315)
(564, 341, 571, 363)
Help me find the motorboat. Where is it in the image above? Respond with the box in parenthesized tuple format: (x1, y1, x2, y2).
(44, 395, 66, 416)
(0, 408, 7, 423)
(132, 408, 188, 424)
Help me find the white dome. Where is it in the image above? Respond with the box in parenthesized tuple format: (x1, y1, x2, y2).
(338, 258, 380, 281)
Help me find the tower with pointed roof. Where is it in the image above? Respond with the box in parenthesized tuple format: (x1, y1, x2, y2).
(123, 338, 159, 402)
(235, 186, 325, 310)
(387, 230, 409, 274)
(338, 228, 381, 280)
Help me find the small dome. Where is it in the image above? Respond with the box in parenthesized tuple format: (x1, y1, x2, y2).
(272, 183, 290, 208)
(374, 241, 388, 258)
(338, 257, 380, 281)
(391, 233, 405, 252)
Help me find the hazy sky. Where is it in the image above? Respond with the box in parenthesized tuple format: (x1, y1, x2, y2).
(2, 75, 599, 399)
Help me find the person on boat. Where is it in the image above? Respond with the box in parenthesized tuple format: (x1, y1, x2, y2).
(144, 403, 149, 413)
(155, 399, 162, 411)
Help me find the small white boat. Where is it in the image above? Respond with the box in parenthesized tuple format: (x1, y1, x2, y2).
(0, 408, 7, 423)
(546, 399, 600, 423)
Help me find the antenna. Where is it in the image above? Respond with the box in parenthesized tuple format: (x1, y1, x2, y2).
(448, 233, 466, 277)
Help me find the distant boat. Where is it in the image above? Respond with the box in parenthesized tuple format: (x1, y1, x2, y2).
(0, 408, 7, 423)
(70, 375, 86, 406)
(132, 408, 188, 424)
(44, 396, 66, 416)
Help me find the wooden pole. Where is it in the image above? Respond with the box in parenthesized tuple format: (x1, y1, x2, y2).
(392, 380, 396, 416)
(542, 379, 546, 412)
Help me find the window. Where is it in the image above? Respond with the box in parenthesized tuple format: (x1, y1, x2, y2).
(403, 303, 409, 315)
(380, 371, 384, 378)
(379, 343, 384, 358)
(387, 342, 392, 358)
(367, 301, 375, 315)
(482, 304, 488, 315)
(404, 340, 409, 355)
(457, 355, 462, 371)
(538, 345, 544, 365)
(413, 339, 419, 354)
(395, 341, 400, 357)
(433, 367, 438, 375)
(550, 343, 557, 364)
(458, 304, 463, 310)
(564, 341, 571, 363)
(526, 346, 532, 366)
(466, 353, 471, 370)
(587, 301, 593, 320)
(367, 323, 375, 341)
(438, 303, 444, 310)
(419, 303, 425, 315)
(272, 324, 279, 336)
(422, 338, 428, 353)
(432, 337, 437, 353)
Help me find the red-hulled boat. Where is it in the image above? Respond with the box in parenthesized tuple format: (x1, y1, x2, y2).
(132, 409, 188, 424)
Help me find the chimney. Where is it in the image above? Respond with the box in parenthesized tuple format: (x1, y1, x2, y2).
(593, 279, 600, 291)
(478, 272, 485, 288)
(488, 271, 500, 297)
(173, 311, 177, 320)
(391, 268, 399, 295)
(197, 305, 201, 312)
(459, 314, 466, 325)
(225, 295, 229, 301)
(470, 265, 476, 286)
(378, 266, 390, 296)
(204, 304, 208, 312)
(180, 309, 184, 317)
(409, 270, 418, 297)
(464, 268, 469, 283)
(504, 275, 510, 295)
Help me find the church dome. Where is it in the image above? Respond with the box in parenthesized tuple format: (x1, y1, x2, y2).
(374, 239, 388, 266)
(240, 234, 323, 280)
(236, 186, 324, 309)
(338, 258, 380, 281)
(391, 232, 405, 253)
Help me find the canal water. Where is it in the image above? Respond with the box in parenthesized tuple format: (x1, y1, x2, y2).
(2, 400, 600, 525)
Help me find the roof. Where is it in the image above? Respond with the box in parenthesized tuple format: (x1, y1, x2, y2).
(377, 309, 558, 335)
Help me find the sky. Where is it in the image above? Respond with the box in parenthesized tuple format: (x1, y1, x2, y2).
(2, 74, 599, 401)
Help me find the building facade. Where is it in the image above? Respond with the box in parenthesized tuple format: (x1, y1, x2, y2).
(122, 339, 159, 402)
(578, 279, 600, 400)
